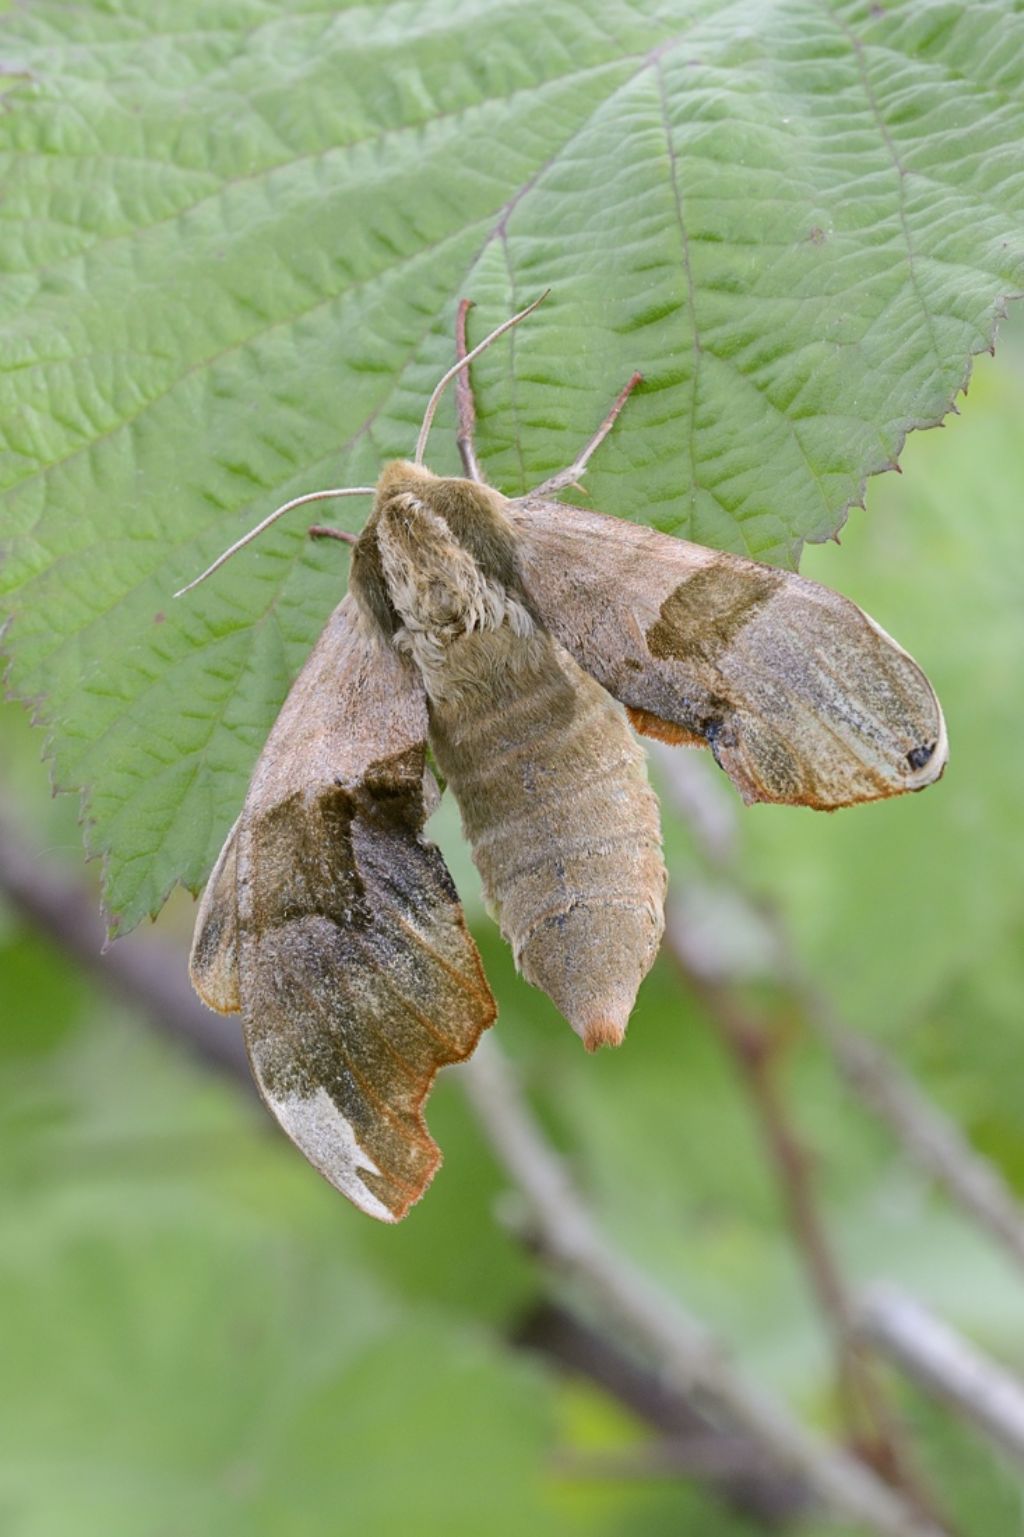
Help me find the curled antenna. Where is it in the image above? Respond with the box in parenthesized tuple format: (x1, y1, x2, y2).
(174, 485, 375, 598)
(414, 290, 549, 467)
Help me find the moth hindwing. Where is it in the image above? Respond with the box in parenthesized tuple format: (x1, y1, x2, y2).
(185, 296, 946, 1221)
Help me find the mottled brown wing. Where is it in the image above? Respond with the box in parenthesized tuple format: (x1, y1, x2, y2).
(190, 595, 495, 1221)
(508, 499, 946, 809)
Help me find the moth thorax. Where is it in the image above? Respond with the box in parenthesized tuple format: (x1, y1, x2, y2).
(375, 491, 533, 695)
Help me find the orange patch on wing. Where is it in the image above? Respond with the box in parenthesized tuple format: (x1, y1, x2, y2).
(626, 706, 705, 749)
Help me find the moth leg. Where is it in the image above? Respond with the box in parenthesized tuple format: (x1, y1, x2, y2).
(454, 298, 485, 483)
(308, 524, 358, 545)
(525, 371, 642, 497)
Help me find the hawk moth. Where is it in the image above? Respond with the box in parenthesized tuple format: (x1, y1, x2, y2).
(181, 296, 946, 1222)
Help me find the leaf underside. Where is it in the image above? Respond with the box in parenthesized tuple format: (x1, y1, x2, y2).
(1, 0, 1022, 927)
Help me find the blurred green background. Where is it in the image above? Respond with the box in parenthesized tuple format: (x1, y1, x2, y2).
(1, 313, 1023, 1536)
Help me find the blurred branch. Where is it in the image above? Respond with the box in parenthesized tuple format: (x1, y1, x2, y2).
(653, 746, 1024, 1281)
(515, 1300, 805, 1526)
(462, 1035, 947, 1537)
(0, 810, 248, 1079)
(857, 1285, 1024, 1468)
(806, 999, 1024, 1277)
(666, 910, 939, 1521)
(552, 1441, 795, 1482)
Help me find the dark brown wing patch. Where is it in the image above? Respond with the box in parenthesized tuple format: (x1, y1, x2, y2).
(509, 498, 947, 809)
(194, 596, 495, 1222)
(646, 565, 782, 662)
(241, 751, 494, 1219)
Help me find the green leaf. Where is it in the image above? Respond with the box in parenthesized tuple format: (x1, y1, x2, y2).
(0, 1219, 563, 1537)
(1, 0, 1023, 924)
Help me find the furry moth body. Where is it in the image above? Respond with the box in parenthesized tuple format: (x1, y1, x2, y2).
(183, 297, 946, 1222)
(359, 463, 666, 1054)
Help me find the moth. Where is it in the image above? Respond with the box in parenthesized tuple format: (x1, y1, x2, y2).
(180, 295, 947, 1223)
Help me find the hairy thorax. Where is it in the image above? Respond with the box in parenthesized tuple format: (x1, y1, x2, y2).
(349, 461, 537, 700)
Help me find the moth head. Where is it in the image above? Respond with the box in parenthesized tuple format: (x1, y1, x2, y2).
(348, 460, 527, 650)
(373, 458, 440, 502)
(371, 461, 514, 551)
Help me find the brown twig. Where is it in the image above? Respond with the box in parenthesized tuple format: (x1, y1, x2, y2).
(0, 812, 248, 1080)
(652, 748, 947, 1522)
(0, 814, 947, 1536)
(551, 1440, 793, 1482)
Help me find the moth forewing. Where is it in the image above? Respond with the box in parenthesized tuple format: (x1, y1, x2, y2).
(507, 498, 947, 808)
(211, 595, 496, 1222)
(700, 580, 948, 807)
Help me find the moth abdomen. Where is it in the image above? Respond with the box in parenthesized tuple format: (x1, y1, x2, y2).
(429, 633, 666, 1050)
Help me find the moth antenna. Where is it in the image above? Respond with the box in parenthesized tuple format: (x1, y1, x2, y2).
(174, 486, 375, 597)
(414, 290, 550, 467)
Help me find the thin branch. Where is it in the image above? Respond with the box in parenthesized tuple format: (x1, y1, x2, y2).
(461, 1036, 948, 1537)
(0, 811, 248, 1080)
(665, 911, 941, 1520)
(651, 745, 1024, 1282)
(0, 811, 978, 1535)
(552, 1440, 795, 1482)
(857, 1285, 1024, 1467)
(807, 994, 1024, 1277)
(515, 1301, 805, 1526)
